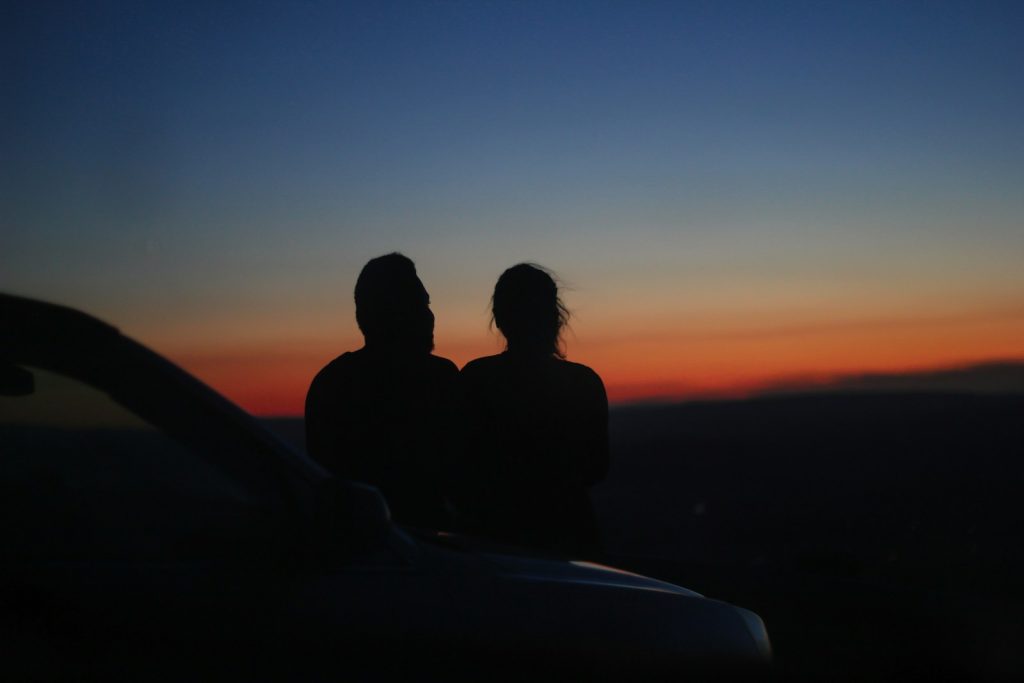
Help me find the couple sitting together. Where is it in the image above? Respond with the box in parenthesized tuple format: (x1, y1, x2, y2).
(305, 253, 609, 558)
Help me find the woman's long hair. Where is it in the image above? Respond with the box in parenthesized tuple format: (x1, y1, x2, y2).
(491, 263, 570, 358)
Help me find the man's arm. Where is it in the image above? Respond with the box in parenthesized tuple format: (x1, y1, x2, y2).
(304, 369, 338, 472)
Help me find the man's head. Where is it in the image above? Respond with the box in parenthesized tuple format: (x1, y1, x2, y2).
(355, 253, 434, 353)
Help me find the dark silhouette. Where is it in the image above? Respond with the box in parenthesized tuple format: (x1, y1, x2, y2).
(305, 253, 460, 529)
(459, 264, 609, 558)
(2, 294, 772, 681)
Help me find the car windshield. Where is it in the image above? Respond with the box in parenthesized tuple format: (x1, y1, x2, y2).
(0, 353, 285, 562)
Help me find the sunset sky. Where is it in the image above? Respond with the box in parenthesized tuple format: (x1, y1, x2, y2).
(4, 1, 1024, 415)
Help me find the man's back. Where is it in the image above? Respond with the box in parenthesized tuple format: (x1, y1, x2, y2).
(305, 347, 460, 529)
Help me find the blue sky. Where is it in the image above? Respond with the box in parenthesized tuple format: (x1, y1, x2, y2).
(4, 1, 1023, 411)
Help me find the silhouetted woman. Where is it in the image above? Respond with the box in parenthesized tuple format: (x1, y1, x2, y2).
(459, 264, 609, 558)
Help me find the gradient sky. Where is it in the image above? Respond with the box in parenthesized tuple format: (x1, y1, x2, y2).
(4, 1, 1024, 415)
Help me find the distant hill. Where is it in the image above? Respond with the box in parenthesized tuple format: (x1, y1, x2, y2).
(598, 391, 1024, 680)
(266, 391, 1024, 595)
(757, 359, 1024, 397)
(264, 390, 1024, 589)
(601, 392, 1023, 578)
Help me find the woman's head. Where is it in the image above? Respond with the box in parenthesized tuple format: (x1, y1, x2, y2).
(492, 263, 570, 358)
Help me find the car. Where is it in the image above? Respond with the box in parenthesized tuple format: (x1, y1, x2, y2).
(0, 293, 770, 680)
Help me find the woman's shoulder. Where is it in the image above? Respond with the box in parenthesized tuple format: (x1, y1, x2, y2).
(460, 353, 506, 374)
(555, 360, 608, 403)
(555, 358, 603, 382)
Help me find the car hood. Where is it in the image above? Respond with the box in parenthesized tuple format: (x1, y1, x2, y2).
(400, 529, 771, 663)
(482, 551, 704, 597)
(408, 528, 700, 595)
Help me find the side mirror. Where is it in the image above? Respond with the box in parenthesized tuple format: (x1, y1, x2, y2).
(339, 479, 392, 539)
(317, 478, 392, 553)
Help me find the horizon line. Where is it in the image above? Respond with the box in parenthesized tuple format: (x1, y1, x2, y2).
(254, 356, 1024, 419)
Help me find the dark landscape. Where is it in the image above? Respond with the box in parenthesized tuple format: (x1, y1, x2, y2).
(266, 388, 1024, 681)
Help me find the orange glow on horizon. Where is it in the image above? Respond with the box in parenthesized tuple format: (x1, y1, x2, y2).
(166, 309, 1024, 416)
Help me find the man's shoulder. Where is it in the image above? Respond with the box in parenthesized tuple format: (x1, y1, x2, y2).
(308, 351, 363, 389)
(315, 350, 455, 379)
(315, 350, 360, 374)
(305, 352, 361, 419)
(425, 354, 459, 375)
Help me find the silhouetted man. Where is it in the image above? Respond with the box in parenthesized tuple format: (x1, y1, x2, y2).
(305, 253, 460, 529)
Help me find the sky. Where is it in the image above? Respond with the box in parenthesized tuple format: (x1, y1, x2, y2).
(4, 1, 1024, 415)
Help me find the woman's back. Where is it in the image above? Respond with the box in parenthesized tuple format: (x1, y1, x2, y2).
(460, 351, 609, 557)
